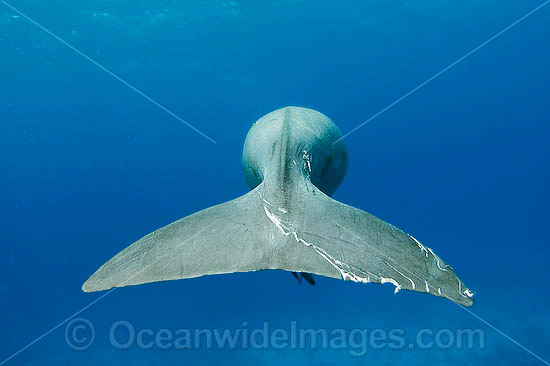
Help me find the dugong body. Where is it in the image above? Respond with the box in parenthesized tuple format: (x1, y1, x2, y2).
(83, 107, 474, 306)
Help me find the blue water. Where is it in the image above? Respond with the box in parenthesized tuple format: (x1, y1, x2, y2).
(1, 0, 549, 365)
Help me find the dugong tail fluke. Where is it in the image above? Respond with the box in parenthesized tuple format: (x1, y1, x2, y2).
(83, 107, 474, 307)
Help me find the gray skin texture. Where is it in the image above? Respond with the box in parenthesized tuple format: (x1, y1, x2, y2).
(83, 106, 474, 306)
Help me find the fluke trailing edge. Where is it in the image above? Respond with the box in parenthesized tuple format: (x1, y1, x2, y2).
(82, 107, 474, 306)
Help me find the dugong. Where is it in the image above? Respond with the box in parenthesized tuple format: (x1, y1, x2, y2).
(83, 107, 474, 306)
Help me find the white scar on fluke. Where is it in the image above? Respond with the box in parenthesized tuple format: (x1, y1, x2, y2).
(82, 107, 474, 306)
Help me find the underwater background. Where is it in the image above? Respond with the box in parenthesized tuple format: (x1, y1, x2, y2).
(1, 0, 549, 365)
